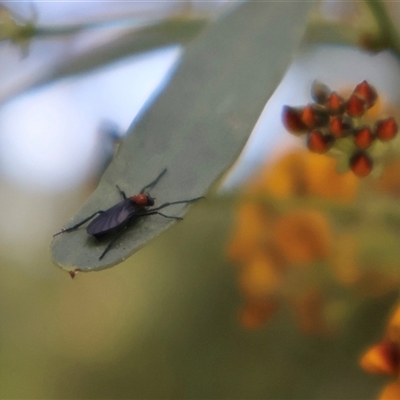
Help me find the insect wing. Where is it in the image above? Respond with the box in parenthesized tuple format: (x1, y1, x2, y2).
(87, 200, 138, 236)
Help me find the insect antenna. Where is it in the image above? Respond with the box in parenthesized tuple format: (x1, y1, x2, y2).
(140, 168, 167, 193)
(116, 185, 127, 199)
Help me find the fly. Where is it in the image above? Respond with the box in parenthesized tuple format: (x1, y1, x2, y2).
(54, 169, 203, 260)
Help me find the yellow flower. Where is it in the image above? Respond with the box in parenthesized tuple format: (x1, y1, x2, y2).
(228, 143, 400, 334)
(238, 251, 282, 298)
(273, 209, 332, 266)
(226, 204, 268, 263)
(330, 235, 361, 286)
(259, 152, 307, 198)
(303, 153, 358, 202)
(379, 382, 400, 400)
(257, 150, 358, 201)
(375, 160, 400, 197)
(360, 341, 399, 375)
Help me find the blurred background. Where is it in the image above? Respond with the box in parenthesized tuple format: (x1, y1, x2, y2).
(0, 1, 399, 398)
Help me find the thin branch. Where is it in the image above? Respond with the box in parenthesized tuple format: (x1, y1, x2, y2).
(364, 0, 400, 55)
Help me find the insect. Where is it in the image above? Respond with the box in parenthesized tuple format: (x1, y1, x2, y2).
(54, 169, 203, 260)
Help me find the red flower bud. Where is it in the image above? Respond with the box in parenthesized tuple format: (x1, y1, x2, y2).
(376, 117, 398, 141)
(346, 94, 366, 117)
(311, 80, 331, 104)
(330, 116, 352, 137)
(327, 92, 345, 114)
(354, 127, 375, 149)
(282, 106, 307, 135)
(350, 151, 373, 177)
(307, 130, 334, 154)
(301, 105, 329, 129)
(301, 105, 317, 128)
(354, 80, 377, 108)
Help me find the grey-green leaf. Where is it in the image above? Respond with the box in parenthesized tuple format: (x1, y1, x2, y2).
(0, 16, 208, 106)
(51, 1, 313, 273)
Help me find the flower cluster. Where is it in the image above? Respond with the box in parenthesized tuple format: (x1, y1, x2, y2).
(227, 149, 400, 332)
(282, 81, 398, 177)
(227, 80, 400, 400)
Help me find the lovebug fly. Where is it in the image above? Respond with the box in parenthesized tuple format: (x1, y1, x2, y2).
(54, 169, 203, 260)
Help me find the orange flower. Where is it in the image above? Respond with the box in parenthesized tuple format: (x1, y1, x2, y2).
(375, 160, 400, 197)
(360, 341, 400, 375)
(291, 289, 329, 335)
(303, 153, 358, 202)
(356, 270, 400, 298)
(227, 150, 346, 332)
(238, 251, 282, 298)
(330, 235, 361, 286)
(228, 129, 400, 335)
(259, 151, 308, 198)
(226, 204, 268, 263)
(238, 299, 279, 330)
(259, 151, 358, 202)
(274, 209, 332, 266)
(360, 304, 400, 398)
(379, 382, 400, 400)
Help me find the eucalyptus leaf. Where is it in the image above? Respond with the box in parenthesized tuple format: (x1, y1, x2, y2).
(39, 17, 208, 83)
(0, 16, 208, 105)
(304, 20, 365, 48)
(51, 1, 313, 273)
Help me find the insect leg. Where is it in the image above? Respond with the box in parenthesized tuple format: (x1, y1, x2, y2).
(53, 211, 104, 236)
(140, 211, 183, 220)
(116, 185, 127, 200)
(98, 229, 126, 260)
(140, 168, 167, 193)
(148, 196, 204, 212)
